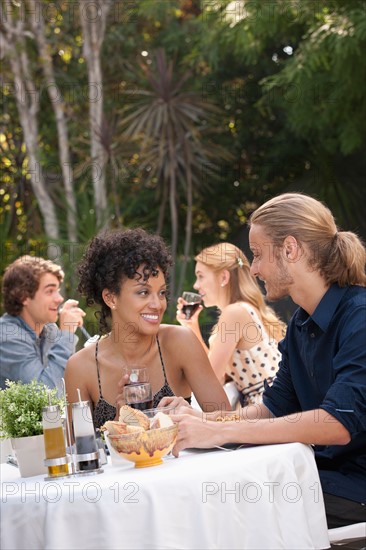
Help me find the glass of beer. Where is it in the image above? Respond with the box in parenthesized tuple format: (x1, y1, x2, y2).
(182, 292, 202, 320)
(124, 383, 153, 411)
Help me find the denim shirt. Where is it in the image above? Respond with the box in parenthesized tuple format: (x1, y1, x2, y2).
(0, 313, 78, 390)
(263, 284, 366, 503)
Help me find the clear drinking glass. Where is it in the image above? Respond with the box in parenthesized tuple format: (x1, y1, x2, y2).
(182, 291, 202, 320)
(124, 383, 153, 411)
(122, 365, 149, 385)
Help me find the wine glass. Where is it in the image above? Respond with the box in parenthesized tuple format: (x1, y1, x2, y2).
(122, 365, 149, 385)
(182, 291, 202, 320)
(124, 383, 153, 411)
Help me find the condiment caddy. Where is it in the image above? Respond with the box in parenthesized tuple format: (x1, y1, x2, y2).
(42, 381, 105, 479)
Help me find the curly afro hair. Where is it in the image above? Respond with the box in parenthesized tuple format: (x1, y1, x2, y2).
(78, 228, 172, 334)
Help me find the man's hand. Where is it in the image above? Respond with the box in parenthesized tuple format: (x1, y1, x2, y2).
(59, 299, 86, 333)
(170, 413, 225, 457)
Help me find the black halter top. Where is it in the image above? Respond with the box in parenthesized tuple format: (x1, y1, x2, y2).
(92, 335, 190, 429)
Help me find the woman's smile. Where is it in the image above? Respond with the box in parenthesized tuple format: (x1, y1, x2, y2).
(140, 313, 160, 324)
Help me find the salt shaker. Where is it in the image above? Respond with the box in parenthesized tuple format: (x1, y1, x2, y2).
(72, 400, 100, 472)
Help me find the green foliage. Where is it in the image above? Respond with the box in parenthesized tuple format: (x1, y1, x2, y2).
(261, 3, 366, 155)
(1, 0, 365, 299)
(118, 47, 233, 302)
(0, 380, 64, 439)
(184, 0, 366, 241)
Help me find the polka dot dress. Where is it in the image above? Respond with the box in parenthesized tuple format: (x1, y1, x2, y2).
(227, 304, 281, 406)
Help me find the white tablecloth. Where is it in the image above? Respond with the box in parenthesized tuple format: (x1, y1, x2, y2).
(1, 442, 330, 550)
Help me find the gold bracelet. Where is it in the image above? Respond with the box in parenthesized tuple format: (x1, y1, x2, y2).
(216, 414, 241, 422)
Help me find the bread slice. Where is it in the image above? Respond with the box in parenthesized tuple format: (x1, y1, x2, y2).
(101, 420, 145, 436)
(126, 425, 145, 434)
(118, 405, 150, 431)
(101, 421, 128, 435)
(150, 411, 174, 430)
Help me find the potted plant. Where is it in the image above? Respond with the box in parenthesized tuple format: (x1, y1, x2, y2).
(0, 379, 63, 477)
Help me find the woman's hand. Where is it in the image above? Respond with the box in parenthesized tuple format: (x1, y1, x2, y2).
(176, 296, 202, 327)
(158, 395, 199, 415)
(114, 374, 130, 418)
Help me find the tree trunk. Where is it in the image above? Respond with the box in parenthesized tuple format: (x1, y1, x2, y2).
(110, 156, 122, 225)
(2, 2, 59, 241)
(79, 0, 111, 227)
(27, 0, 77, 243)
(157, 179, 168, 235)
(169, 161, 178, 306)
(177, 145, 193, 298)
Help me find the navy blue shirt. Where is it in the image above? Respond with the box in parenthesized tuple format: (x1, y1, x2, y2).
(263, 284, 366, 503)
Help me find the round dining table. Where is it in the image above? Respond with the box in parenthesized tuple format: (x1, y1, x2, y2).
(1, 441, 330, 549)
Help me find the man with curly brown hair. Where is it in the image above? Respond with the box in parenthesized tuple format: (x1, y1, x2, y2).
(0, 255, 85, 390)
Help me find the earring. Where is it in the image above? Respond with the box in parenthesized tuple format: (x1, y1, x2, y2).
(111, 305, 116, 309)
(221, 283, 225, 287)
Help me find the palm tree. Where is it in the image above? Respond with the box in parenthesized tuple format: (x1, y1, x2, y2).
(120, 49, 232, 306)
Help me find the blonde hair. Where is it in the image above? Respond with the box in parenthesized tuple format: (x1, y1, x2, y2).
(195, 243, 286, 341)
(249, 193, 366, 287)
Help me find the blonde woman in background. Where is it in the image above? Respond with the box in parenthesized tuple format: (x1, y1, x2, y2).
(176, 243, 286, 406)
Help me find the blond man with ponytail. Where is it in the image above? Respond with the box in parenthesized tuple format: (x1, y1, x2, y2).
(176, 242, 286, 406)
(168, 193, 366, 531)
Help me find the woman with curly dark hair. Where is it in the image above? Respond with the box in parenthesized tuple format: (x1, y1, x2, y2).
(65, 228, 230, 428)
